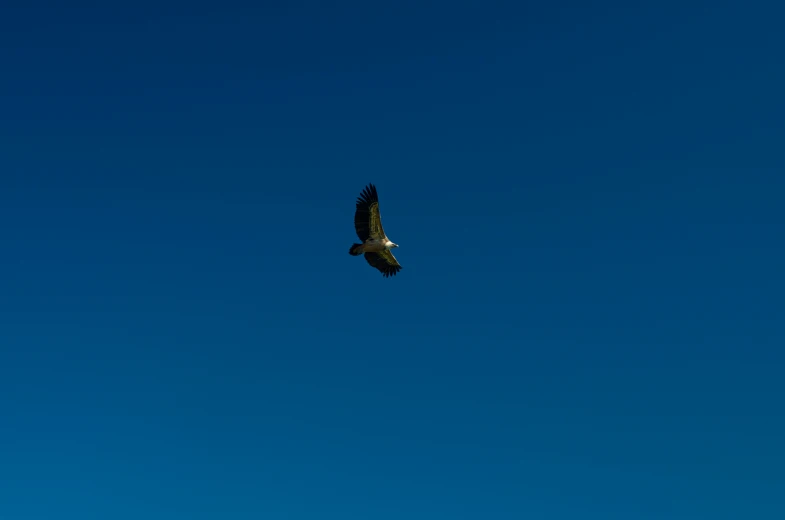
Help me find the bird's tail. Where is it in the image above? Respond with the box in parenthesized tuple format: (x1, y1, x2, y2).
(348, 243, 363, 256)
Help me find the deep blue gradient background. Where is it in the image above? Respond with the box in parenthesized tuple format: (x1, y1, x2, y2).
(2, 2, 783, 518)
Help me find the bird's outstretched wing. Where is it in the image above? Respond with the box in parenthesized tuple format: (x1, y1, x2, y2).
(363, 250, 402, 278)
(354, 183, 386, 241)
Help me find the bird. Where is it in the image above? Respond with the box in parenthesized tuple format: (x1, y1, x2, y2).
(348, 183, 402, 278)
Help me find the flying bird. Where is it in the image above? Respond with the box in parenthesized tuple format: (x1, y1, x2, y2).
(348, 183, 402, 278)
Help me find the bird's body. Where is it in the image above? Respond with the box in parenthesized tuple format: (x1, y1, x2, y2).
(352, 238, 395, 254)
(348, 184, 402, 277)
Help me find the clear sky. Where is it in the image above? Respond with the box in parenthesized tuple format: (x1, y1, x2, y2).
(1, 1, 783, 518)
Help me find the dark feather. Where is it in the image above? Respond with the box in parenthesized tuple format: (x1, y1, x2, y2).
(353, 183, 379, 242)
(363, 251, 402, 278)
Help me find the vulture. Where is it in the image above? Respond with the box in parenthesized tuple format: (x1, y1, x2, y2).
(348, 183, 402, 278)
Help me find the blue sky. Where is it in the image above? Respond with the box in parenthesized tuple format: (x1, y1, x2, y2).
(1, 1, 783, 518)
